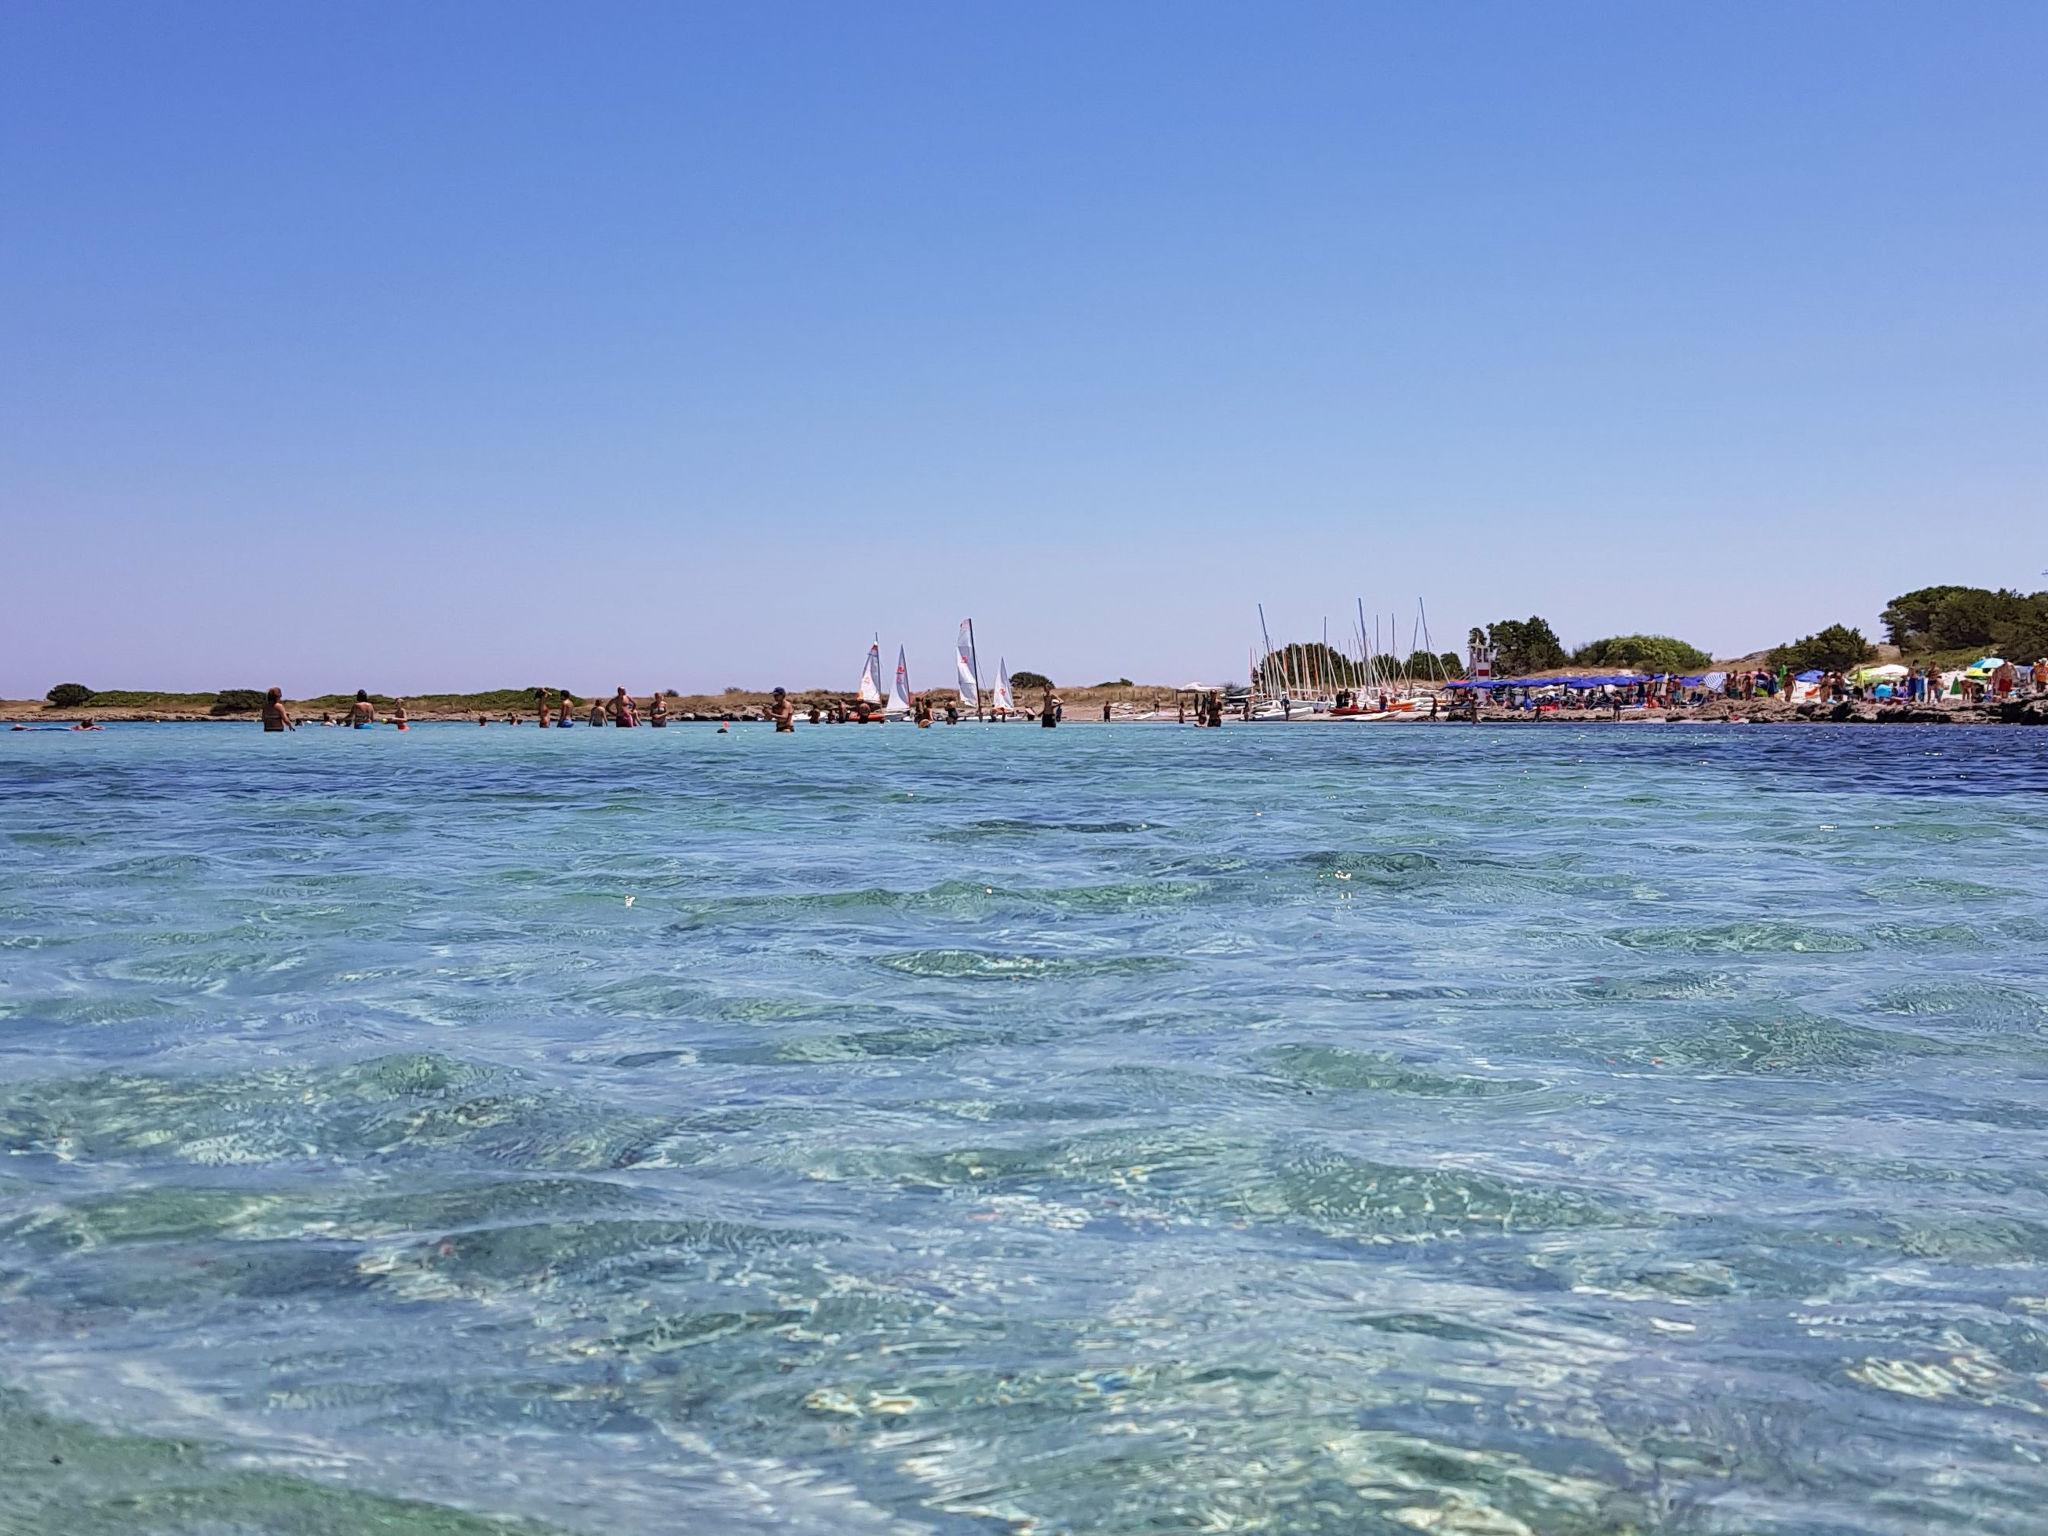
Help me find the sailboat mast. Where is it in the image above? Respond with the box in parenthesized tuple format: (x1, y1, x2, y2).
(1257, 604, 1277, 701)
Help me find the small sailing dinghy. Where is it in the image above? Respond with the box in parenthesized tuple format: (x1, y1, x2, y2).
(849, 641, 888, 721)
(991, 657, 1013, 718)
(955, 620, 982, 717)
(887, 646, 914, 719)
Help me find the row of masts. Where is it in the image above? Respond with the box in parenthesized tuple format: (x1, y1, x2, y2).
(1253, 599, 1456, 702)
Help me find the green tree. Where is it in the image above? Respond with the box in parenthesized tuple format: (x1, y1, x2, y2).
(1483, 617, 1567, 675)
(1992, 593, 2048, 660)
(1927, 588, 2013, 651)
(1438, 652, 1465, 678)
(1010, 670, 1051, 690)
(1570, 634, 1712, 673)
(1880, 585, 1976, 648)
(45, 683, 95, 708)
(1767, 625, 1873, 673)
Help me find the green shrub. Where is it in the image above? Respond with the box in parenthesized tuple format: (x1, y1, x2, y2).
(1570, 634, 1713, 673)
(1010, 670, 1052, 690)
(1767, 625, 1873, 674)
(45, 683, 95, 708)
(210, 689, 269, 716)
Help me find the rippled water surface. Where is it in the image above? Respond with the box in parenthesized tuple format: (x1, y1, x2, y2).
(4, 721, 2048, 1535)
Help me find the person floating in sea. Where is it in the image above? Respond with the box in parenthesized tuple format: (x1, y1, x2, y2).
(319, 711, 336, 726)
(770, 687, 795, 732)
(349, 690, 376, 728)
(69, 719, 104, 731)
(261, 687, 295, 733)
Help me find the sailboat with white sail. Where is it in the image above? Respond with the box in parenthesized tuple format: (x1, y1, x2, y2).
(857, 641, 884, 707)
(990, 657, 1013, 718)
(955, 619, 983, 719)
(887, 646, 914, 718)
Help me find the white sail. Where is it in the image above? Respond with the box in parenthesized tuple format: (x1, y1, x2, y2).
(955, 620, 980, 706)
(887, 646, 913, 716)
(857, 643, 883, 705)
(991, 657, 1012, 714)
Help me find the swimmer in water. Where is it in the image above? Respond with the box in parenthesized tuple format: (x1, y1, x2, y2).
(261, 687, 295, 732)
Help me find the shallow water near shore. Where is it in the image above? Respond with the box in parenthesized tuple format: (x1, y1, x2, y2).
(3, 721, 2047, 1535)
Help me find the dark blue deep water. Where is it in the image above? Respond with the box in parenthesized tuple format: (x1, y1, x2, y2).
(3, 721, 2046, 1534)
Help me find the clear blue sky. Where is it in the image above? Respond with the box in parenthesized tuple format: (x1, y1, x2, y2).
(3, 2, 2042, 695)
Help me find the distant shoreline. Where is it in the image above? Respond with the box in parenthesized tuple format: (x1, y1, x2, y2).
(7, 695, 2044, 728)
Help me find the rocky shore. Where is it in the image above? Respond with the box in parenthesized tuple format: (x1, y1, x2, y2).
(1468, 695, 2048, 726)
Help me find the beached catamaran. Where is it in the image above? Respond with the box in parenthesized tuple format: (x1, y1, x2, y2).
(991, 658, 1013, 718)
(1249, 600, 1447, 720)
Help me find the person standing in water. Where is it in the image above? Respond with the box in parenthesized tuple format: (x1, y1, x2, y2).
(770, 687, 795, 732)
(535, 688, 551, 728)
(611, 686, 637, 726)
(392, 699, 409, 730)
(587, 696, 606, 727)
(1039, 689, 1058, 727)
(349, 690, 376, 728)
(649, 691, 669, 727)
(557, 690, 574, 726)
(261, 687, 295, 732)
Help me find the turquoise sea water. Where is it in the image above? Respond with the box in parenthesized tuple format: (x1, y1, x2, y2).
(3, 721, 2046, 1535)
